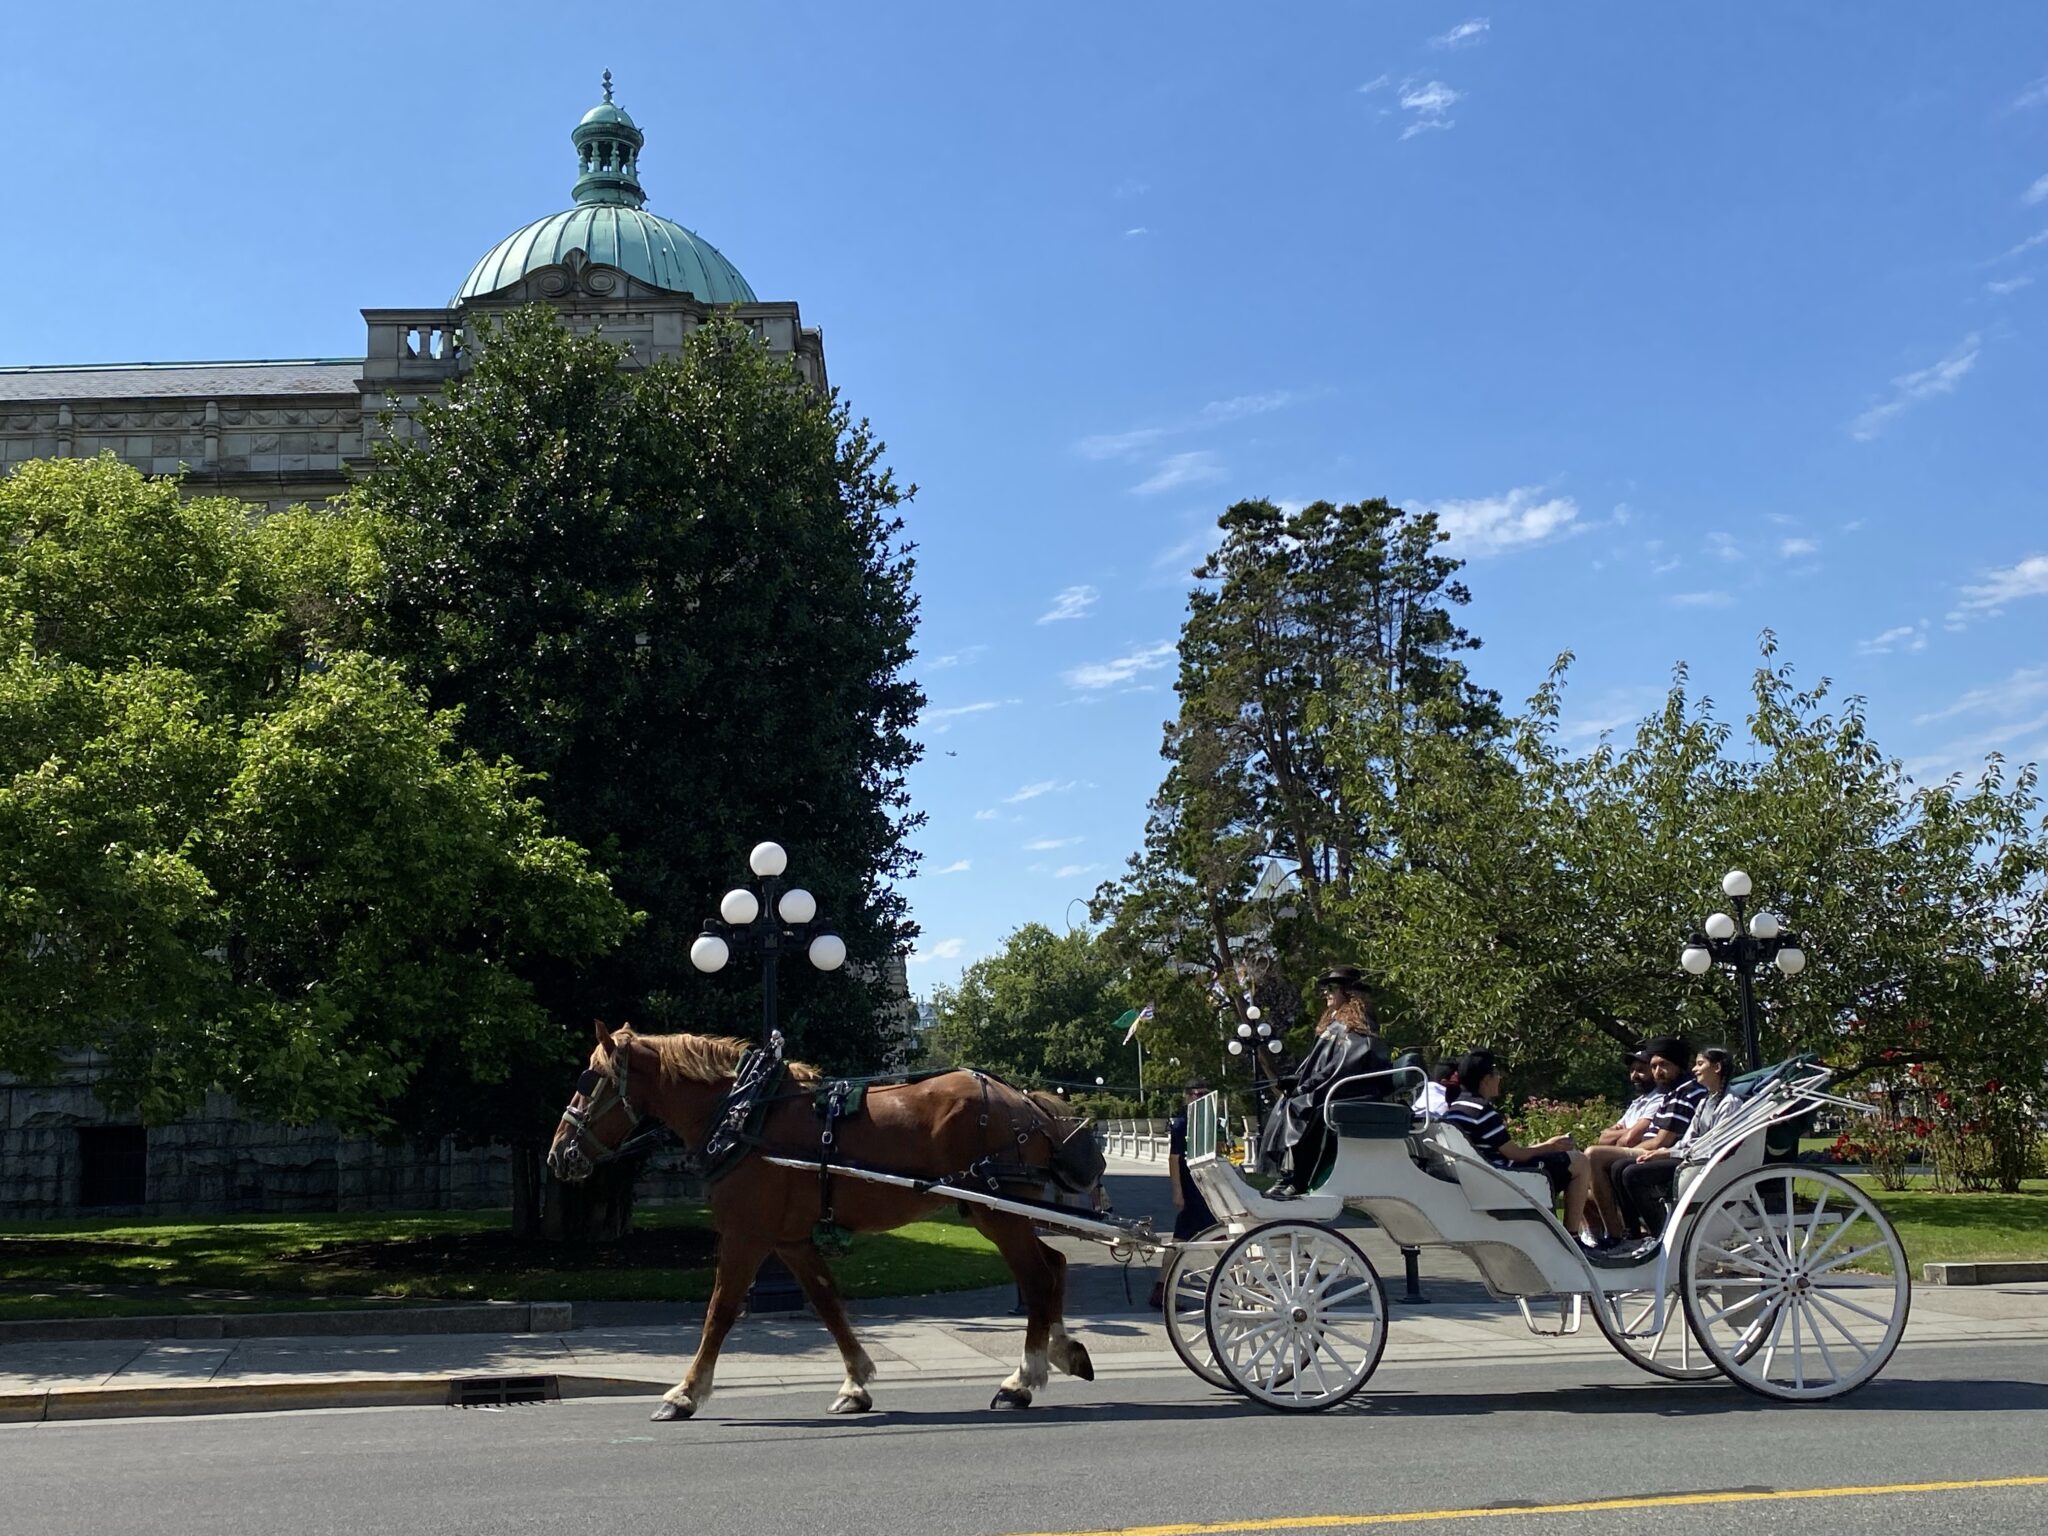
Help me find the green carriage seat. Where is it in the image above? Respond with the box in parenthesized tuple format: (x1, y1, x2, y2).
(1724, 1053, 1821, 1163)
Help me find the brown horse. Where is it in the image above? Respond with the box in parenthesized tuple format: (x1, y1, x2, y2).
(546, 1023, 1099, 1422)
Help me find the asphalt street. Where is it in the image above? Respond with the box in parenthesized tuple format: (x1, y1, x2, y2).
(4, 1338, 2044, 1536)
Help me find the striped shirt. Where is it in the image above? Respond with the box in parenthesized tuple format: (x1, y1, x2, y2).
(1443, 1093, 1510, 1160)
(1620, 1091, 1662, 1129)
(1652, 1080, 1708, 1139)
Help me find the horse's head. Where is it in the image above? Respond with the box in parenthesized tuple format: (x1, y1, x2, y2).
(547, 1021, 645, 1184)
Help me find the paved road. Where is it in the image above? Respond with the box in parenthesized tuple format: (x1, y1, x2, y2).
(4, 1338, 2045, 1536)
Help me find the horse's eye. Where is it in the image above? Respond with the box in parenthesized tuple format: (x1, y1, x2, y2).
(575, 1070, 604, 1096)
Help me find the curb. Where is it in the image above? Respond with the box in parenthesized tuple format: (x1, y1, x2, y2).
(0, 1372, 663, 1424)
(0, 1301, 573, 1346)
(1922, 1261, 2048, 1286)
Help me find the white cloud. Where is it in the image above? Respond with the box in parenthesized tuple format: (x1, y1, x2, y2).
(1430, 18, 1490, 48)
(1124, 226, 1149, 238)
(1779, 537, 1820, 558)
(1065, 640, 1178, 690)
(1004, 779, 1078, 804)
(1357, 74, 1391, 94)
(1051, 863, 1102, 880)
(1705, 531, 1742, 562)
(1199, 391, 1294, 423)
(1557, 685, 1664, 747)
(921, 698, 1020, 733)
(1024, 836, 1082, 851)
(1848, 334, 1981, 441)
(908, 937, 965, 966)
(1114, 177, 1150, 199)
(1669, 591, 1734, 608)
(973, 808, 1000, 821)
(2026, 173, 2048, 205)
(1992, 228, 2048, 263)
(1132, 450, 1226, 496)
(1856, 622, 1929, 657)
(1037, 585, 1099, 624)
(1078, 392, 1294, 465)
(1151, 524, 1225, 577)
(1986, 275, 2034, 297)
(1903, 711, 2048, 784)
(934, 859, 972, 875)
(1650, 557, 1681, 575)
(925, 644, 987, 670)
(1399, 80, 1462, 138)
(2014, 74, 2048, 111)
(1423, 486, 1581, 557)
(1915, 666, 2048, 725)
(1947, 553, 2048, 627)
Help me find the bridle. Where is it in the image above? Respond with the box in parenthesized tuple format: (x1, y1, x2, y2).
(555, 1045, 661, 1177)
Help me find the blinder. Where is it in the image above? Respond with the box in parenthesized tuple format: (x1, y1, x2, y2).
(556, 1048, 652, 1176)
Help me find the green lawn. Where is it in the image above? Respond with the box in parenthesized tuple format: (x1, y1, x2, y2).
(0, 1205, 1010, 1323)
(1858, 1178, 2048, 1267)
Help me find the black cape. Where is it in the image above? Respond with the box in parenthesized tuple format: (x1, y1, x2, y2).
(1258, 1026, 1393, 1171)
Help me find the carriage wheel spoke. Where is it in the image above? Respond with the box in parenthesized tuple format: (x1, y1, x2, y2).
(1807, 1294, 1878, 1364)
(1811, 1289, 1898, 1329)
(1319, 1277, 1375, 1308)
(1758, 1297, 1789, 1378)
(1808, 1238, 1890, 1279)
(1698, 1240, 1777, 1277)
(1801, 1298, 1841, 1385)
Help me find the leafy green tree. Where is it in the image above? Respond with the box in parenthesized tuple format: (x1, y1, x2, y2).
(1325, 637, 2048, 1169)
(1095, 497, 1498, 1065)
(926, 925, 1131, 1091)
(363, 308, 924, 1231)
(0, 456, 630, 1130)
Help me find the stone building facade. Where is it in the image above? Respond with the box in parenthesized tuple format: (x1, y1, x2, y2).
(0, 78, 871, 1221)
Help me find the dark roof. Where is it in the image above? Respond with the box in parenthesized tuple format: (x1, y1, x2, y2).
(0, 360, 363, 402)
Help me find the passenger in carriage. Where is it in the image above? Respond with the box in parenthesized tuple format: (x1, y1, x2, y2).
(1581, 1045, 1668, 1244)
(1612, 1046, 1737, 1236)
(1260, 966, 1389, 1201)
(1440, 1050, 1597, 1242)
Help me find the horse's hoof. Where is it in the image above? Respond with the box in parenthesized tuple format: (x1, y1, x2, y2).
(650, 1399, 695, 1422)
(829, 1393, 872, 1415)
(989, 1387, 1034, 1411)
(1067, 1343, 1095, 1383)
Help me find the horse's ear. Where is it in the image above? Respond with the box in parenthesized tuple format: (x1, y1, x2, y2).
(593, 1019, 614, 1046)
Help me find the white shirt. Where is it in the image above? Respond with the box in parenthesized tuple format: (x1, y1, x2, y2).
(1417, 1081, 1449, 1117)
(1620, 1090, 1662, 1129)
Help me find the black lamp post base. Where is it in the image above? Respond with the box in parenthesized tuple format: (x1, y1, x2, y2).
(744, 1255, 808, 1315)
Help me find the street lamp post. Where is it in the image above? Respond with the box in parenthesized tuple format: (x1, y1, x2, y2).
(689, 840, 848, 1311)
(1677, 869, 1807, 1071)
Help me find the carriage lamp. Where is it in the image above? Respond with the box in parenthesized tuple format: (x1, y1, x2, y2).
(1677, 868, 1806, 1071)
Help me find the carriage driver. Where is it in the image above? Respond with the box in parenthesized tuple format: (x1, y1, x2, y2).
(1441, 1050, 1597, 1243)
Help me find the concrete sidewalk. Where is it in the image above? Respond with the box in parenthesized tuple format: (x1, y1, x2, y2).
(5, 1162, 2046, 1423)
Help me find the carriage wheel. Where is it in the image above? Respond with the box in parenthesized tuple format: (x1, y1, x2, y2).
(1203, 1222, 1388, 1412)
(1592, 1283, 1723, 1382)
(1679, 1167, 1910, 1402)
(1161, 1226, 1233, 1391)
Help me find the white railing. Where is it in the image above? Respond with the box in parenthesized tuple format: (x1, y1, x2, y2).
(1101, 1118, 1171, 1162)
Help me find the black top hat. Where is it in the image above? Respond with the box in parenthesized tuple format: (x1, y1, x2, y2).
(1317, 964, 1366, 989)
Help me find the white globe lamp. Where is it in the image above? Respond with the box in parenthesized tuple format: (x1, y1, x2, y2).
(778, 887, 818, 925)
(1749, 911, 1780, 940)
(749, 841, 789, 878)
(1775, 946, 1807, 976)
(1722, 870, 1753, 899)
(807, 933, 848, 972)
(1704, 912, 1737, 941)
(1680, 945, 1713, 976)
(719, 888, 759, 926)
(689, 934, 731, 973)
(1227, 1040, 1244, 1056)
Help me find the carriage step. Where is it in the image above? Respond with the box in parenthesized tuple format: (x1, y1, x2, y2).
(1515, 1295, 1583, 1337)
(448, 1375, 559, 1408)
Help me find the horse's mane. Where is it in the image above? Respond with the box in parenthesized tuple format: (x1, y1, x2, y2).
(611, 1027, 821, 1088)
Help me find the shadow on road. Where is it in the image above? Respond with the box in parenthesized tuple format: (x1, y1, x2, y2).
(1338, 1375, 2048, 1418)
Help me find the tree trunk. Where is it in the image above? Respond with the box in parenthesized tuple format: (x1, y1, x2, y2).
(541, 1156, 640, 1243)
(509, 1143, 546, 1239)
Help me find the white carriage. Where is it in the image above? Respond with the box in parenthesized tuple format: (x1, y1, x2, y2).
(1160, 1059, 1912, 1410)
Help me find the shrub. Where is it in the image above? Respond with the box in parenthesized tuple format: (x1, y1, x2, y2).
(1511, 1096, 1618, 1149)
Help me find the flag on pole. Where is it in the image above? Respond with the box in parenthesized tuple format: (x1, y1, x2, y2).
(1123, 1003, 1154, 1045)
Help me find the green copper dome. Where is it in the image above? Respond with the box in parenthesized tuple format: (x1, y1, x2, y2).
(456, 73, 756, 306)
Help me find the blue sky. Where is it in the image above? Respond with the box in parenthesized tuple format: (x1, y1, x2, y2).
(5, 5, 2047, 994)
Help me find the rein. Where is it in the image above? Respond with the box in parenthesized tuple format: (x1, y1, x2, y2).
(560, 1046, 670, 1169)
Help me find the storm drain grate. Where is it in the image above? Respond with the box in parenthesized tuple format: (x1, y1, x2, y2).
(448, 1375, 560, 1408)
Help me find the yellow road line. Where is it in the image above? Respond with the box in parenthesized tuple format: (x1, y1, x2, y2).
(999, 1475, 2048, 1536)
